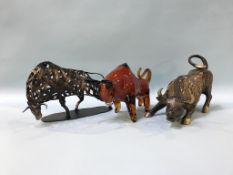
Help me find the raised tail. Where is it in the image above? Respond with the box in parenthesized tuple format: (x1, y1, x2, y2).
(84, 71, 105, 79)
(188, 55, 208, 69)
(137, 68, 152, 82)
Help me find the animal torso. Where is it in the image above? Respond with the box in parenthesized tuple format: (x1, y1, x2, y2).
(165, 69, 213, 105)
(26, 61, 99, 106)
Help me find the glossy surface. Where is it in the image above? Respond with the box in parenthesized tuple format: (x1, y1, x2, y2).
(99, 63, 151, 122)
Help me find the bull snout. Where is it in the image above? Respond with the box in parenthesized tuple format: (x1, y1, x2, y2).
(166, 111, 178, 122)
(35, 113, 42, 120)
(166, 108, 184, 122)
(167, 115, 176, 122)
(30, 108, 42, 120)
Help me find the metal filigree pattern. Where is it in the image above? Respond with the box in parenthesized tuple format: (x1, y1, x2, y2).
(24, 61, 103, 120)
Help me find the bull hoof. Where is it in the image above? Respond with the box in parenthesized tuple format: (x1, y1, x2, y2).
(202, 106, 209, 113)
(115, 108, 120, 113)
(144, 112, 150, 118)
(181, 117, 192, 125)
(130, 115, 137, 123)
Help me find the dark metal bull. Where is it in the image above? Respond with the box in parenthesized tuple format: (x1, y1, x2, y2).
(23, 61, 107, 120)
(150, 55, 213, 125)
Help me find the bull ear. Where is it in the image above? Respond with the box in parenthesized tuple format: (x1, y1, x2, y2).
(182, 94, 195, 104)
(101, 80, 113, 88)
(41, 103, 48, 109)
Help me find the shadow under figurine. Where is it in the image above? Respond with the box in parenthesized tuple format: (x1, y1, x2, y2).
(150, 55, 213, 125)
(23, 61, 110, 120)
(98, 63, 152, 122)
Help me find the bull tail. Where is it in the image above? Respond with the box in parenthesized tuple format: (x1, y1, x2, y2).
(188, 55, 208, 69)
(137, 68, 152, 83)
(84, 71, 105, 79)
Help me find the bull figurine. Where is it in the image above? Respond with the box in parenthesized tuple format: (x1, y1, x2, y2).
(150, 55, 213, 125)
(23, 61, 108, 120)
(98, 63, 152, 122)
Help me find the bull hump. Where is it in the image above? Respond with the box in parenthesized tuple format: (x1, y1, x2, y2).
(121, 63, 129, 68)
(106, 64, 133, 79)
(171, 76, 201, 103)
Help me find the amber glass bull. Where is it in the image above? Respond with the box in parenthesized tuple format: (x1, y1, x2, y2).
(98, 63, 152, 122)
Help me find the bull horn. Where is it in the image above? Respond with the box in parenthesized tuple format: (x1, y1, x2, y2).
(156, 88, 166, 103)
(157, 88, 163, 97)
(22, 106, 30, 113)
(41, 103, 48, 109)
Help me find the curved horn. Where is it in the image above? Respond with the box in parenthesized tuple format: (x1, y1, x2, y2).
(41, 103, 48, 109)
(22, 106, 30, 113)
(156, 88, 166, 103)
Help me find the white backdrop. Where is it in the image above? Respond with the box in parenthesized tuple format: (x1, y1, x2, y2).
(0, 1, 233, 175)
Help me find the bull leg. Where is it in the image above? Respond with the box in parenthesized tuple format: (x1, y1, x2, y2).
(125, 96, 137, 122)
(202, 90, 212, 113)
(150, 102, 166, 116)
(138, 96, 143, 107)
(143, 95, 150, 117)
(59, 97, 71, 119)
(181, 107, 195, 125)
(114, 100, 121, 113)
(75, 94, 84, 112)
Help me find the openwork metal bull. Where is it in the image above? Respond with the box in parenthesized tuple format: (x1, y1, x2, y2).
(150, 55, 213, 125)
(23, 61, 106, 120)
(98, 63, 152, 122)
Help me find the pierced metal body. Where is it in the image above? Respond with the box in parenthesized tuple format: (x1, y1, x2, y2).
(150, 55, 213, 125)
(24, 61, 103, 120)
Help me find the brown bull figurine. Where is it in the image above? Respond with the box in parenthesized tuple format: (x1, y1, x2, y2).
(98, 63, 152, 122)
(150, 55, 213, 125)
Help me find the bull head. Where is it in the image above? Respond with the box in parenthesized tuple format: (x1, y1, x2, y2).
(98, 80, 114, 105)
(23, 103, 47, 120)
(156, 88, 184, 122)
